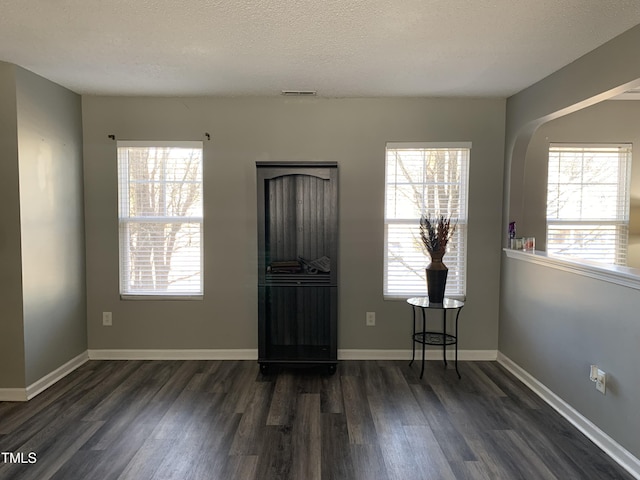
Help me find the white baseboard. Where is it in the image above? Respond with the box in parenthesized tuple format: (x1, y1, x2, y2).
(338, 349, 410, 360)
(26, 351, 89, 400)
(338, 349, 497, 361)
(455, 349, 498, 361)
(87, 348, 498, 362)
(0, 388, 28, 402)
(0, 351, 89, 402)
(497, 352, 640, 480)
(87, 349, 259, 360)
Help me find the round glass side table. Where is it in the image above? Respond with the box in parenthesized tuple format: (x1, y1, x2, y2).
(406, 297, 465, 379)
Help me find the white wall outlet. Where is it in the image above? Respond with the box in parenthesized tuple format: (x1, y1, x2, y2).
(590, 365, 606, 394)
(366, 311, 376, 326)
(102, 312, 112, 326)
(596, 369, 606, 394)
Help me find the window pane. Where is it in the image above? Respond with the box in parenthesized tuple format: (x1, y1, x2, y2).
(121, 221, 202, 294)
(118, 142, 203, 296)
(385, 223, 466, 297)
(386, 184, 424, 220)
(547, 224, 627, 265)
(384, 143, 469, 298)
(581, 184, 618, 219)
(555, 183, 583, 219)
(546, 144, 630, 266)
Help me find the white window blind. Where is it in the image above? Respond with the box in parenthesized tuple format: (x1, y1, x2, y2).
(117, 141, 203, 297)
(384, 142, 470, 299)
(546, 143, 631, 266)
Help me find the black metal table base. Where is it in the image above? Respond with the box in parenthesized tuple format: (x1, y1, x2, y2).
(408, 298, 464, 380)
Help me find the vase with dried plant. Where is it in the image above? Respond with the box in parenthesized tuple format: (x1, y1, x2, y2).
(420, 214, 455, 303)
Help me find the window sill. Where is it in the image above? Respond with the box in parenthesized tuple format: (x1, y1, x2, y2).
(503, 248, 640, 291)
(384, 294, 466, 302)
(120, 295, 204, 301)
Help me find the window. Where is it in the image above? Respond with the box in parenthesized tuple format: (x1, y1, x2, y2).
(117, 141, 203, 297)
(546, 143, 631, 265)
(384, 142, 470, 299)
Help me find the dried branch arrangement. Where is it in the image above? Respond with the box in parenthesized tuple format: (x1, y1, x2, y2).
(419, 214, 455, 255)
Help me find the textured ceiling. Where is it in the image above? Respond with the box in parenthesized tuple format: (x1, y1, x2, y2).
(1, 0, 640, 97)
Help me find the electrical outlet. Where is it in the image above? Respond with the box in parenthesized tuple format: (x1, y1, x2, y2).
(590, 365, 606, 394)
(366, 312, 376, 326)
(596, 369, 606, 394)
(102, 312, 112, 327)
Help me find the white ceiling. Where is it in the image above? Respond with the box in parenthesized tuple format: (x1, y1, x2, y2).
(1, 0, 640, 98)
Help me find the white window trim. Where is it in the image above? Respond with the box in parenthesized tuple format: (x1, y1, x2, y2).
(546, 143, 631, 266)
(117, 140, 204, 299)
(384, 142, 470, 300)
(386, 141, 473, 150)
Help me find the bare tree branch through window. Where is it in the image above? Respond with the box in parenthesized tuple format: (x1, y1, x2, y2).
(384, 143, 470, 298)
(118, 142, 203, 296)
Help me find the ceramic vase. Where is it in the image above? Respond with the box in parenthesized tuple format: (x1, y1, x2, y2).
(425, 250, 448, 303)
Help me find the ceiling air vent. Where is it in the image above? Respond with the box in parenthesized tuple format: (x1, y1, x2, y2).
(281, 90, 317, 96)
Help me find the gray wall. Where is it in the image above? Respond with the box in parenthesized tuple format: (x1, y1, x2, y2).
(500, 257, 640, 458)
(82, 96, 505, 352)
(15, 67, 87, 385)
(0, 62, 26, 389)
(501, 24, 640, 459)
(0, 62, 86, 390)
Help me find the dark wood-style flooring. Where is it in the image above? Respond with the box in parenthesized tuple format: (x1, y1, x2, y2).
(0, 359, 633, 480)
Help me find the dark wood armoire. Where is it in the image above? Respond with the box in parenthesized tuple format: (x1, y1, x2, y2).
(256, 162, 338, 374)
